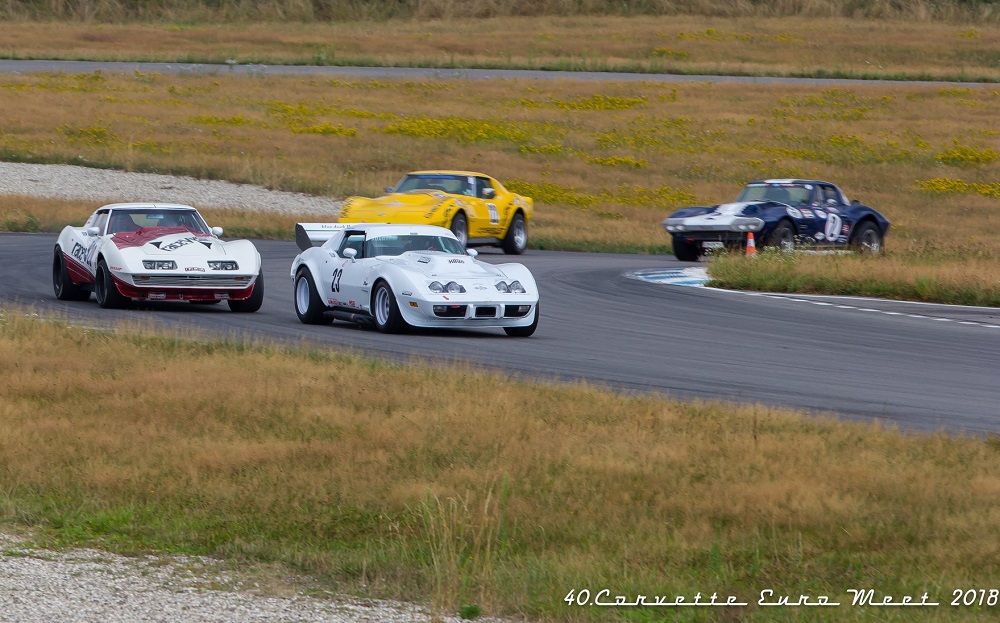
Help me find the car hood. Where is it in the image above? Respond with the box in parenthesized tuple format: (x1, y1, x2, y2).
(381, 252, 507, 279)
(341, 191, 453, 220)
(112, 227, 227, 256)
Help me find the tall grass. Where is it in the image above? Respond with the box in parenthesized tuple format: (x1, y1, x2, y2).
(3, 309, 1000, 621)
(2, 0, 999, 21)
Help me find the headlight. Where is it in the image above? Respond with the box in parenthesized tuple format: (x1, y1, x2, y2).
(429, 280, 466, 294)
(730, 217, 764, 232)
(142, 260, 176, 270)
(495, 281, 527, 294)
(663, 219, 686, 232)
(208, 260, 239, 270)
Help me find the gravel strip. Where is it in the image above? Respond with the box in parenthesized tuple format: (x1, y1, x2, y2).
(0, 533, 486, 623)
(0, 162, 342, 215)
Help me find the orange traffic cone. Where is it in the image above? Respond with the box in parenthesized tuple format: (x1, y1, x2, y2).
(746, 231, 757, 257)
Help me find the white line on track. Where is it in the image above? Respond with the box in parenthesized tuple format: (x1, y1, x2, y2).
(626, 267, 1000, 332)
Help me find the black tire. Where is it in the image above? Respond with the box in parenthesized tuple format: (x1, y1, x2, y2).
(450, 212, 469, 248)
(372, 281, 407, 334)
(504, 302, 539, 337)
(671, 237, 701, 262)
(95, 258, 128, 309)
(766, 221, 796, 252)
(228, 272, 264, 313)
(293, 269, 332, 325)
(52, 248, 90, 301)
(851, 221, 884, 254)
(500, 212, 528, 255)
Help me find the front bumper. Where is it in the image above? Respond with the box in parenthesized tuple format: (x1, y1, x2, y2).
(112, 273, 258, 301)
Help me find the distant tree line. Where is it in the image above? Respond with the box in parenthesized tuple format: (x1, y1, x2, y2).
(0, 0, 997, 21)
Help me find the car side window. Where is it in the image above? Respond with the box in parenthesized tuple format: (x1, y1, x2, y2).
(93, 212, 110, 234)
(476, 177, 495, 199)
(821, 185, 840, 205)
(338, 233, 365, 258)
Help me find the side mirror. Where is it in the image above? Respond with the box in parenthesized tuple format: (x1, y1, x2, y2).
(87, 226, 100, 236)
(343, 247, 358, 261)
(466, 248, 478, 258)
(482, 188, 496, 198)
(211, 226, 224, 236)
(384, 186, 394, 194)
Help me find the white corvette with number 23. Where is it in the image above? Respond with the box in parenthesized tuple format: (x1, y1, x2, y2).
(291, 223, 539, 336)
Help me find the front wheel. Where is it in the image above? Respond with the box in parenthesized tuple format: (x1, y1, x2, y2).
(767, 221, 796, 252)
(372, 281, 408, 334)
(450, 212, 469, 248)
(52, 249, 90, 301)
(95, 258, 128, 309)
(851, 221, 884, 254)
(501, 212, 528, 255)
(504, 303, 539, 337)
(294, 269, 332, 325)
(671, 237, 700, 262)
(228, 273, 264, 313)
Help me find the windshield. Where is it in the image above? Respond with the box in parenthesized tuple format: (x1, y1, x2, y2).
(107, 209, 210, 235)
(393, 174, 474, 197)
(365, 234, 466, 257)
(736, 184, 812, 206)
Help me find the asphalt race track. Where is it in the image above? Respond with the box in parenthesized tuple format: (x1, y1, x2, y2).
(4, 232, 999, 435)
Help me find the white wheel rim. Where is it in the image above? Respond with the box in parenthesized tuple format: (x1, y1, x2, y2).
(295, 277, 310, 314)
(375, 287, 390, 325)
(452, 217, 468, 246)
(513, 219, 527, 249)
(861, 230, 880, 252)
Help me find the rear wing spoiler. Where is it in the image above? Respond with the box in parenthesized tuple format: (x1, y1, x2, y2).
(295, 222, 355, 251)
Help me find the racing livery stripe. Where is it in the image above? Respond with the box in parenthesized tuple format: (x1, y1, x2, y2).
(110, 226, 192, 250)
(62, 252, 95, 285)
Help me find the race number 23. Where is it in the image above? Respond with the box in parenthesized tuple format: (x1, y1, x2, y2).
(331, 268, 343, 293)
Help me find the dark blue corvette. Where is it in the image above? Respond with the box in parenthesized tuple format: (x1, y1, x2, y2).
(662, 179, 891, 261)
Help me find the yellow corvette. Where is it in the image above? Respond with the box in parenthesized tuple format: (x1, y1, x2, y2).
(337, 171, 533, 254)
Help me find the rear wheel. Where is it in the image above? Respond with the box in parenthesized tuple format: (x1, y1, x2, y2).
(294, 269, 332, 325)
(52, 249, 90, 301)
(671, 237, 700, 262)
(851, 221, 883, 254)
(767, 221, 796, 252)
(372, 281, 407, 334)
(504, 303, 539, 337)
(450, 212, 469, 248)
(228, 273, 264, 313)
(95, 258, 128, 309)
(501, 212, 528, 255)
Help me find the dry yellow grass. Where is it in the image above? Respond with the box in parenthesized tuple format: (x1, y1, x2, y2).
(2, 68, 999, 259)
(3, 309, 1000, 620)
(2, 16, 1000, 82)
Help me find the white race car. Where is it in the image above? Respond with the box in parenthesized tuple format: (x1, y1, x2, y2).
(53, 202, 263, 311)
(291, 223, 539, 336)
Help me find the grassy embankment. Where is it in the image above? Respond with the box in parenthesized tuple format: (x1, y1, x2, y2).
(3, 310, 1000, 623)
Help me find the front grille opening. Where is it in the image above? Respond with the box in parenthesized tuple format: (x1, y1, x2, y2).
(432, 304, 468, 318)
(475, 306, 497, 318)
(504, 304, 532, 318)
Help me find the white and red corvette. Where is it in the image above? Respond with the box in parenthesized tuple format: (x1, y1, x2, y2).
(53, 202, 263, 311)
